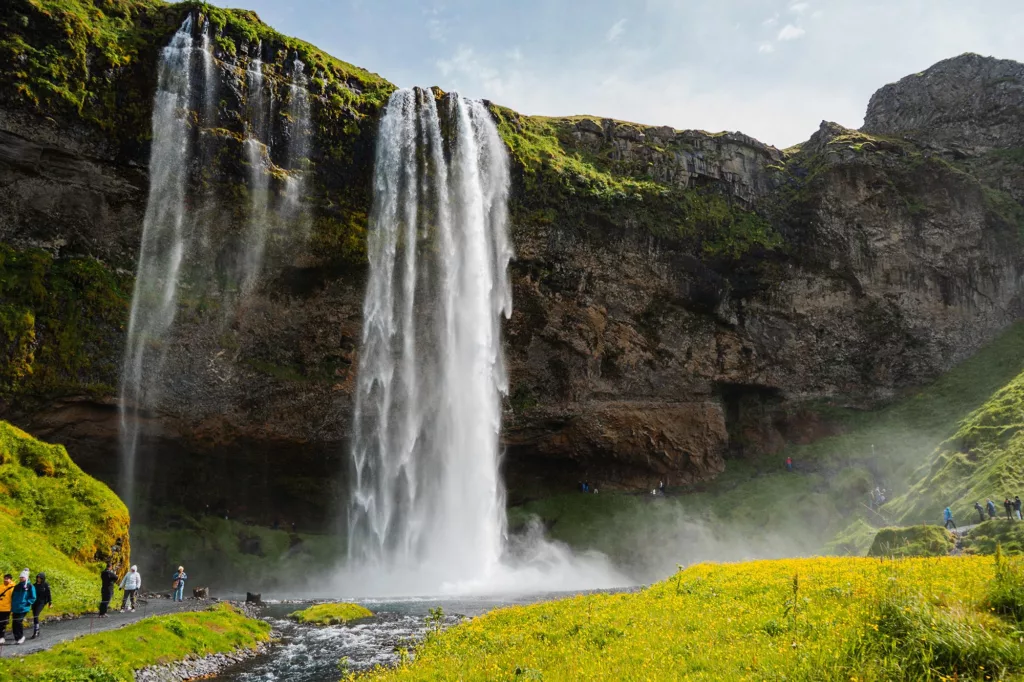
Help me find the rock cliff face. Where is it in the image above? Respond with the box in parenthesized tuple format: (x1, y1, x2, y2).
(1, 2, 1023, 526)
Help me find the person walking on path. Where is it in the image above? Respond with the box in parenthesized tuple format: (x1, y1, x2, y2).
(975, 501, 986, 524)
(1005, 498, 1014, 521)
(99, 563, 117, 617)
(172, 566, 187, 602)
(944, 507, 956, 530)
(0, 574, 13, 642)
(11, 569, 36, 644)
(30, 573, 51, 639)
(120, 565, 141, 612)
(1015, 496, 1023, 520)
(785, 457, 793, 472)
(987, 499, 998, 519)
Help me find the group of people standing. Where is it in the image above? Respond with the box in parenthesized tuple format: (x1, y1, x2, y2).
(968, 497, 1024, 525)
(0, 571, 51, 644)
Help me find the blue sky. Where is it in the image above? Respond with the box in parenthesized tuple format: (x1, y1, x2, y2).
(214, 0, 1024, 148)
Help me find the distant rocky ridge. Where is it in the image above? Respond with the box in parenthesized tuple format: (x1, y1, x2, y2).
(0, 1, 1021, 524)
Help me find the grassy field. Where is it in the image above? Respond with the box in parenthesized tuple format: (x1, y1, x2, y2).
(290, 602, 372, 625)
(508, 323, 1024, 568)
(0, 421, 129, 617)
(0, 603, 269, 682)
(365, 555, 1024, 682)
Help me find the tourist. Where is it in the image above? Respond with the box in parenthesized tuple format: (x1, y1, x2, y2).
(785, 457, 793, 471)
(99, 563, 118, 617)
(0, 574, 13, 642)
(1015, 496, 1023, 520)
(120, 565, 142, 612)
(943, 507, 956, 530)
(987, 499, 998, 519)
(1005, 498, 1013, 521)
(30, 573, 51, 639)
(172, 566, 187, 602)
(10, 569, 36, 644)
(975, 501, 986, 524)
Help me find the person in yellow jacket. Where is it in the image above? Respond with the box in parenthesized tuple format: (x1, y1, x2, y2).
(0, 574, 14, 643)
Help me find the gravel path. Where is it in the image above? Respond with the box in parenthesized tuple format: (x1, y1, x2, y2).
(0, 596, 209, 658)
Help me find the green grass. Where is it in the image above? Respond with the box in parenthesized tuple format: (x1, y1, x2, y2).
(510, 323, 1024, 567)
(867, 525, 956, 558)
(363, 556, 1024, 682)
(289, 602, 372, 625)
(0, 421, 130, 617)
(962, 520, 1024, 555)
(0, 602, 270, 681)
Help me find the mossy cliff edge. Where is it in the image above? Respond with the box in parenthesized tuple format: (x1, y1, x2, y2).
(1, 1, 1023, 525)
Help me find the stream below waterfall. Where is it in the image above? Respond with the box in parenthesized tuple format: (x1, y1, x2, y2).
(211, 593, 601, 681)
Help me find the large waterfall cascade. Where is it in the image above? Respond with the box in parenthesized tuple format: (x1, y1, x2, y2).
(118, 16, 313, 509)
(346, 88, 514, 584)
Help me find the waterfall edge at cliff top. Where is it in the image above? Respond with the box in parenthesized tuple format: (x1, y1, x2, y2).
(339, 88, 627, 597)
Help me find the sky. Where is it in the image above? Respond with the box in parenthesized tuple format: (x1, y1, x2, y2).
(212, 0, 1024, 148)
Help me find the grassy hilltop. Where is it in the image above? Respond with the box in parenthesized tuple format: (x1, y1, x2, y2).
(0, 420, 129, 617)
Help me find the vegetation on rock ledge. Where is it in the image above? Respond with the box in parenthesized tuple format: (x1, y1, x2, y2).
(290, 602, 372, 625)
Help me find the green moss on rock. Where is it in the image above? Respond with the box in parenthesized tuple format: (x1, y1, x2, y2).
(289, 602, 372, 625)
(0, 420, 130, 616)
(868, 525, 955, 558)
(0, 244, 130, 405)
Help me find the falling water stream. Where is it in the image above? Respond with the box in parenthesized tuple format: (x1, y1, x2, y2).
(118, 16, 196, 508)
(346, 89, 512, 587)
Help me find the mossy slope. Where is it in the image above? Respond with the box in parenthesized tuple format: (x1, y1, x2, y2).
(0, 420, 129, 616)
(0, 602, 269, 681)
(365, 556, 1024, 682)
(868, 525, 956, 558)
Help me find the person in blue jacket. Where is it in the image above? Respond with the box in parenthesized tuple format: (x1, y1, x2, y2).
(172, 566, 188, 602)
(943, 507, 956, 530)
(10, 569, 36, 645)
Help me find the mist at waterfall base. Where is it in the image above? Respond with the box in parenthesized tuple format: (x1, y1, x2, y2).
(334, 88, 627, 598)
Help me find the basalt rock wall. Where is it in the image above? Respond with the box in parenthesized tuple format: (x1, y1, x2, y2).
(1, 1, 1023, 525)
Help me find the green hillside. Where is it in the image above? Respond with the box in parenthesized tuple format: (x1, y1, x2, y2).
(0, 421, 129, 616)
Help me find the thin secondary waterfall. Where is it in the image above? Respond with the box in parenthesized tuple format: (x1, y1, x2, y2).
(118, 16, 196, 508)
(283, 56, 311, 224)
(347, 88, 513, 584)
(242, 44, 271, 292)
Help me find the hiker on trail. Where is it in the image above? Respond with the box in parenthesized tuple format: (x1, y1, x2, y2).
(1005, 498, 1014, 521)
(944, 507, 956, 530)
(120, 565, 142, 612)
(30, 573, 51, 639)
(975, 501, 986, 524)
(785, 457, 793, 472)
(172, 566, 187, 602)
(99, 563, 117, 617)
(1015, 496, 1023, 520)
(10, 569, 36, 644)
(0, 574, 13, 642)
(659, 480, 666, 495)
(987, 499, 998, 519)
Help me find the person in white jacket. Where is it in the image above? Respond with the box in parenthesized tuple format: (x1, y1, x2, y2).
(119, 565, 142, 612)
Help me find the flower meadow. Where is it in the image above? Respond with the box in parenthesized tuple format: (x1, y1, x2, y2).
(364, 556, 1024, 681)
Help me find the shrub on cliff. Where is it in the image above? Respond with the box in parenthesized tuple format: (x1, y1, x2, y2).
(0, 420, 129, 615)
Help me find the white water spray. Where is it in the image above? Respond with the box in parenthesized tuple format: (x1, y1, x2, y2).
(344, 89, 625, 596)
(282, 55, 311, 232)
(242, 44, 271, 292)
(118, 16, 195, 508)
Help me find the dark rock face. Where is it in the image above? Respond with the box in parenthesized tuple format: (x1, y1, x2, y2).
(863, 53, 1024, 155)
(1, 5, 1023, 524)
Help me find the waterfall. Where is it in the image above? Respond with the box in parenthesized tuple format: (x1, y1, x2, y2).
(283, 55, 311, 226)
(118, 16, 196, 508)
(242, 44, 271, 292)
(346, 88, 513, 583)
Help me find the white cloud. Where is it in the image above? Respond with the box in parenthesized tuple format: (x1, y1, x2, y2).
(606, 18, 627, 42)
(790, 2, 810, 14)
(762, 13, 779, 26)
(777, 24, 806, 40)
(758, 43, 776, 53)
